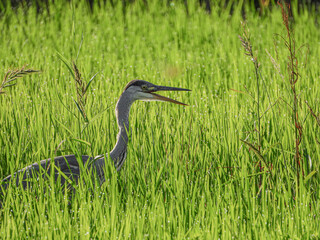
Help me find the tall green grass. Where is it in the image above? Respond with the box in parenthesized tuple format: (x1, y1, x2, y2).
(0, 1, 319, 238)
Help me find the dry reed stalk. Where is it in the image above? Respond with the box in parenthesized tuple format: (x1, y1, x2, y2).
(0, 66, 38, 94)
(239, 21, 263, 188)
(278, 1, 304, 178)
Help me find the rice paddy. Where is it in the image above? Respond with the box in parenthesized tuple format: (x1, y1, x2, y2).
(0, 1, 319, 238)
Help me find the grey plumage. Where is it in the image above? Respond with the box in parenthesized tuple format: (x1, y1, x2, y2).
(1, 80, 190, 191)
(2, 155, 92, 189)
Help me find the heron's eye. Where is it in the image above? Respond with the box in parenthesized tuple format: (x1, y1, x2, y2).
(141, 85, 148, 91)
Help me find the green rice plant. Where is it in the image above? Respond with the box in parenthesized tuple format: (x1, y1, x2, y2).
(72, 61, 89, 122)
(0, 0, 319, 238)
(305, 101, 320, 144)
(54, 53, 99, 157)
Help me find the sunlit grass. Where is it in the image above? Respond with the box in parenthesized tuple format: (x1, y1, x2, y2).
(0, 1, 319, 238)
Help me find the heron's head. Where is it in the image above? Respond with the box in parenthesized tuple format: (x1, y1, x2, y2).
(123, 80, 191, 105)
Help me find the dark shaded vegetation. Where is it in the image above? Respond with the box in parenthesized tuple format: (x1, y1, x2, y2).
(0, 0, 319, 17)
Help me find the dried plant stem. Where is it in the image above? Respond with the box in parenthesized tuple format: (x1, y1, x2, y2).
(239, 22, 262, 187)
(0, 66, 38, 95)
(278, 1, 304, 180)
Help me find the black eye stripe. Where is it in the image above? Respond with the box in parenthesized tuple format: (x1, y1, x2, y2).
(124, 80, 149, 91)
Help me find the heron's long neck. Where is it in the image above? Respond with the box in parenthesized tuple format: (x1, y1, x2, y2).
(109, 91, 134, 170)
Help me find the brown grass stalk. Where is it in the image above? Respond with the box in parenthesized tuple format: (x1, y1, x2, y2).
(278, 1, 304, 179)
(239, 21, 263, 188)
(0, 66, 38, 95)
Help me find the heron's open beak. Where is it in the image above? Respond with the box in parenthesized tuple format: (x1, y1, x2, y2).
(148, 85, 191, 106)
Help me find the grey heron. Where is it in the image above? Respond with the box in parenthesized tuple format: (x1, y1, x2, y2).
(1, 80, 190, 190)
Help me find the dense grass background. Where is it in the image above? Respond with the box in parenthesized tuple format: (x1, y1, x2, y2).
(0, 0, 319, 238)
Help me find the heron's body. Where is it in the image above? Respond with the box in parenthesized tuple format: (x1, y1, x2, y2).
(2, 155, 92, 189)
(1, 80, 190, 190)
